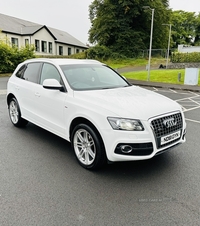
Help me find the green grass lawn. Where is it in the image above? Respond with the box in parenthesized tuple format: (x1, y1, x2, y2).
(105, 58, 166, 69)
(122, 69, 200, 85)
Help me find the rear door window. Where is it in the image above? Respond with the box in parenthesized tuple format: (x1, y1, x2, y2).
(20, 62, 42, 83)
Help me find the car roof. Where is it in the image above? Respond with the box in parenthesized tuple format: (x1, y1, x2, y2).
(23, 58, 103, 66)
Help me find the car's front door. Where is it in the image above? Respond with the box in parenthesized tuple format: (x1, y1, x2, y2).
(34, 63, 67, 137)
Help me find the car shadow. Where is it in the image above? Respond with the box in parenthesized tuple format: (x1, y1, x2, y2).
(14, 122, 181, 181)
(100, 153, 177, 178)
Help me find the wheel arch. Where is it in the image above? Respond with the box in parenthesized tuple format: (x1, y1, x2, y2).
(69, 117, 106, 151)
(7, 94, 28, 127)
(7, 93, 16, 106)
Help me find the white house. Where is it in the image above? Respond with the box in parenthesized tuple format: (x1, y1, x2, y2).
(0, 13, 88, 56)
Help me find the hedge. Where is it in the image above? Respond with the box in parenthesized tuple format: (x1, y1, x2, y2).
(171, 52, 200, 63)
(0, 42, 35, 73)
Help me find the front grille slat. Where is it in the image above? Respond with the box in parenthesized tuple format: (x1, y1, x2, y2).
(151, 112, 183, 149)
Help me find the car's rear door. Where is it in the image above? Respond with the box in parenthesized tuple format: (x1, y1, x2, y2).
(13, 62, 42, 120)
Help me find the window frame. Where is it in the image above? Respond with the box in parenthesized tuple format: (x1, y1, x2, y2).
(25, 39, 29, 46)
(41, 40, 47, 53)
(11, 37, 19, 47)
(35, 39, 40, 52)
(59, 46, 63, 55)
(39, 63, 67, 92)
(16, 62, 42, 84)
(48, 42, 53, 54)
(68, 47, 71, 56)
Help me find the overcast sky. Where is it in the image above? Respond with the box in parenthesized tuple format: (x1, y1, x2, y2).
(1, 0, 200, 45)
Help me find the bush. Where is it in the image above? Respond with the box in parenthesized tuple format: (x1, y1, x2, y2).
(68, 51, 87, 59)
(86, 45, 127, 61)
(86, 45, 111, 60)
(171, 52, 200, 63)
(0, 42, 35, 73)
(36, 51, 87, 60)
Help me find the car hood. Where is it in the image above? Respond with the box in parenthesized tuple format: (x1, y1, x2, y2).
(73, 86, 181, 120)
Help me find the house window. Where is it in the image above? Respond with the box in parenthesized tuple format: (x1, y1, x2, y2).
(59, 46, 63, 55)
(41, 41, 47, 53)
(25, 39, 29, 46)
(68, 48, 71, 55)
(49, 42, 53, 54)
(11, 38, 18, 47)
(76, 49, 79, 53)
(35, 40, 40, 52)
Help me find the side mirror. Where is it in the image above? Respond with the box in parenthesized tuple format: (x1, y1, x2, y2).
(43, 79, 63, 90)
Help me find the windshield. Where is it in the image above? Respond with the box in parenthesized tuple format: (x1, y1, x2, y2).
(60, 64, 130, 90)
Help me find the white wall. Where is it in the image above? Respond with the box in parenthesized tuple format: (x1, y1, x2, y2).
(32, 29, 55, 55)
(178, 44, 200, 53)
(0, 33, 23, 46)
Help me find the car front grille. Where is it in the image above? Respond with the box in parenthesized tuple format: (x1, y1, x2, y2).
(150, 112, 183, 149)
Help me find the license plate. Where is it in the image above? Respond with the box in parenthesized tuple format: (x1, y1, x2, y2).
(161, 130, 181, 145)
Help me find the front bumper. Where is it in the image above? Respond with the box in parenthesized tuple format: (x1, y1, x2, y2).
(101, 120, 186, 162)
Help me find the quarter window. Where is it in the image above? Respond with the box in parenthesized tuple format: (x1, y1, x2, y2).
(15, 64, 27, 79)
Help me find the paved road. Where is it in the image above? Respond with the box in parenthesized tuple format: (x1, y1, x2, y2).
(1, 78, 200, 225)
(0, 77, 8, 95)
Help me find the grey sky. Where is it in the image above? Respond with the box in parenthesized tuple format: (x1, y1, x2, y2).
(170, 0, 200, 13)
(0, 0, 200, 45)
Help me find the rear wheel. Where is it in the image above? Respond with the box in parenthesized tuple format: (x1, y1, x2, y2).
(8, 97, 28, 127)
(71, 124, 106, 170)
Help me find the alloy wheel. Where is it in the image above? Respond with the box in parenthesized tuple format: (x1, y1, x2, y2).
(73, 129, 96, 166)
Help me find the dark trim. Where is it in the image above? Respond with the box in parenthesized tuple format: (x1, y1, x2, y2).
(34, 25, 57, 40)
(55, 40, 88, 49)
(1, 30, 21, 36)
(115, 143, 153, 156)
(1, 26, 57, 39)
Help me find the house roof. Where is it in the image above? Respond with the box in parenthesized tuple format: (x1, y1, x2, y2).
(0, 13, 88, 48)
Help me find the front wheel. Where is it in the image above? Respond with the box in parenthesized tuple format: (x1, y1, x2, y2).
(8, 97, 28, 127)
(71, 124, 106, 170)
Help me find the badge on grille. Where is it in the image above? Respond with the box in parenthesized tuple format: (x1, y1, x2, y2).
(163, 118, 177, 128)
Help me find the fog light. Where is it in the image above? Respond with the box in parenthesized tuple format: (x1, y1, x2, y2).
(121, 145, 132, 153)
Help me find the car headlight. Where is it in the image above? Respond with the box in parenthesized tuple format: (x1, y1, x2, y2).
(107, 117, 144, 131)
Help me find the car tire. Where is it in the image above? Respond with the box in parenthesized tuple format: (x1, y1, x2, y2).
(71, 123, 106, 170)
(8, 97, 28, 127)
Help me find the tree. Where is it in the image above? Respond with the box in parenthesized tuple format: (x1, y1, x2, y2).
(88, 0, 170, 57)
(194, 13, 200, 45)
(0, 41, 35, 73)
(171, 10, 197, 48)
